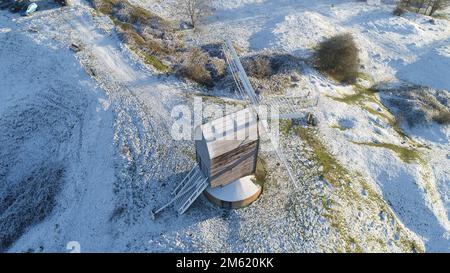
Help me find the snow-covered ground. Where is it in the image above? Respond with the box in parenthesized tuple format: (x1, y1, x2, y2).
(1, 0, 449, 252)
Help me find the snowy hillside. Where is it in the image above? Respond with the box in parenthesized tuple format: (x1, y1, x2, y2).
(1, 0, 449, 252)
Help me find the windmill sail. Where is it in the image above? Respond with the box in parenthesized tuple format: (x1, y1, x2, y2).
(222, 39, 301, 191)
(222, 40, 323, 245)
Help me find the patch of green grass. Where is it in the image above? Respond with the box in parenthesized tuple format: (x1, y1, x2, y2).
(329, 85, 412, 139)
(356, 72, 374, 84)
(321, 196, 333, 211)
(294, 126, 424, 252)
(360, 104, 407, 138)
(141, 52, 170, 72)
(352, 142, 421, 164)
(330, 123, 348, 131)
(329, 84, 378, 105)
(254, 158, 267, 188)
(279, 119, 293, 136)
(361, 104, 390, 120)
(295, 127, 347, 187)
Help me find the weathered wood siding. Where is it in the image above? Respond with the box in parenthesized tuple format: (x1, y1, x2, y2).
(209, 140, 258, 188)
(195, 108, 260, 188)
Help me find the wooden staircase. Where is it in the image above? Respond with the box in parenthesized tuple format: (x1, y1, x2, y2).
(152, 164, 208, 218)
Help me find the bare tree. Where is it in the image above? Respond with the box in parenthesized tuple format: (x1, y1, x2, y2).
(429, 0, 450, 15)
(177, 0, 211, 29)
(397, 0, 449, 16)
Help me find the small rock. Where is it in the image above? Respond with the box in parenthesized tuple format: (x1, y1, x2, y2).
(361, 188, 368, 197)
(179, 21, 193, 30)
(379, 211, 386, 221)
(70, 43, 82, 52)
(306, 113, 318, 127)
(28, 27, 39, 33)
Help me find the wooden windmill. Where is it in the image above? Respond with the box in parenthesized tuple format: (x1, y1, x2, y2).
(152, 40, 317, 217)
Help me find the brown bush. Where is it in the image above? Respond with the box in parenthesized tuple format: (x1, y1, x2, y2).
(243, 56, 272, 79)
(269, 53, 302, 74)
(316, 33, 359, 83)
(242, 53, 302, 79)
(178, 48, 214, 87)
(55, 0, 71, 6)
(206, 57, 226, 82)
(393, 5, 406, 16)
(395, 0, 449, 16)
(91, 0, 120, 15)
(118, 28, 146, 48)
(238, 53, 302, 94)
(432, 110, 450, 125)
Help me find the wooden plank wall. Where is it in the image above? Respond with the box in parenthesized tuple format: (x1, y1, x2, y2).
(209, 140, 258, 188)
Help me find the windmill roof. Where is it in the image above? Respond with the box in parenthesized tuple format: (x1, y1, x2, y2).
(199, 108, 259, 158)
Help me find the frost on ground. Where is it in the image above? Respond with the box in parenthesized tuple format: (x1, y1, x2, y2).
(1, 0, 449, 252)
(0, 8, 116, 252)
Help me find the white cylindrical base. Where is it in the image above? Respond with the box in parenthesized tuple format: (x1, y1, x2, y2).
(204, 175, 262, 209)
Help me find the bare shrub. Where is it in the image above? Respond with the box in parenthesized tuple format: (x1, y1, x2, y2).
(429, 0, 450, 16)
(91, 0, 120, 15)
(396, 0, 450, 16)
(55, 0, 71, 6)
(206, 57, 226, 82)
(242, 53, 302, 79)
(243, 55, 272, 79)
(393, 5, 406, 16)
(432, 110, 450, 124)
(316, 33, 359, 83)
(270, 53, 303, 74)
(237, 52, 302, 94)
(118, 28, 146, 48)
(200, 43, 225, 58)
(178, 48, 213, 87)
